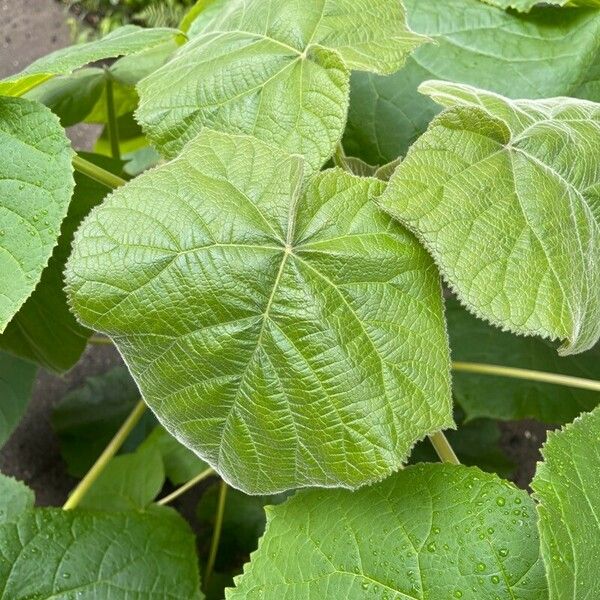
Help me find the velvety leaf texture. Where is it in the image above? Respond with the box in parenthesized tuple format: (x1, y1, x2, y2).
(66, 130, 452, 494)
(228, 464, 547, 599)
(0, 351, 36, 448)
(0, 507, 203, 599)
(380, 81, 600, 356)
(343, 0, 600, 165)
(532, 405, 600, 599)
(0, 25, 179, 97)
(0, 97, 74, 334)
(136, 0, 427, 167)
(447, 298, 600, 423)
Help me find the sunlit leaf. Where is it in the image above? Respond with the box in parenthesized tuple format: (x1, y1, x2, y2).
(66, 130, 452, 494)
(380, 81, 600, 355)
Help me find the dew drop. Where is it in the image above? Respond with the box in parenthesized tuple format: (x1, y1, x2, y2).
(491, 575, 500, 585)
(496, 497, 506, 507)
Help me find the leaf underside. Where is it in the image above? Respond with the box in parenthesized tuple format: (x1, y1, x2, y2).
(532, 405, 600, 599)
(136, 0, 426, 168)
(480, 0, 600, 12)
(227, 464, 547, 599)
(380, 81, 600, 355)
(66, 129, 452, 494)
(0, 97, 74, 334)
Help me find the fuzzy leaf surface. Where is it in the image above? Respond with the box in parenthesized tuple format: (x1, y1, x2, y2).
(343, 0, 600, 165)
(447, 299, 600, 423)
(228, 464, 547, 599)
(532, 405, 600, 599)
(0, 506, 203, 599)
(380, 81, 600, 355)
(0, 352, 36, 448)
(0, 26, 179, 97)
(136, 0, 426, 167)
(66, 130, 452, 494)
(0, 97, 74, 334)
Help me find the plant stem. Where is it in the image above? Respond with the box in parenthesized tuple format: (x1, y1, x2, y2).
(63, 400, 147, 510)
(73, 154, 126, 189)
(204, 480, 228, 591)
(157, 468, 216, 506)
(332, 141, 347, 169)
(89, 335, 113, 345)
(429, 431, 460, 465)
(452, 361, 600, 392)
(104, 69, 121, 161)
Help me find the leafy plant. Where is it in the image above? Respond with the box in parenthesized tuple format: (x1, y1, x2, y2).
(0, 0, 599, 598)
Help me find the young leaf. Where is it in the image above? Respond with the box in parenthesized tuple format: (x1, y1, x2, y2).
(0, 25, 180, 97)
(136, 0, 427, 167)
(0, 153, 121, 372)
(380, 81, 600, 356)
(78, 443, 165, 512)
(0, 351, 36, 448)
(0, 505, 203, 599)
(532, 405, 600, 599)
(52, 366, 154, 477)
(142, 426, 209, 485)
(480, 0, 600, 11)
(0, 474, 34, 524)
(228, 464, 547, 599)
(447, 298, 600, 423)
(343, 0, 600, 165)
(66, 130, 452, 494)
(0, 97, 74, 334)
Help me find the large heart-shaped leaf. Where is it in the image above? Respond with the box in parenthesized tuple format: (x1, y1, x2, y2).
(66, 129, 452, 494)
(447, 298, 600, 423)
(227, 464, 547, 599)
(136, 0, 427, 168)
(343, 0, 600, 165)
(0, 97, 74, 334)
(380, 81, 600, 355)
(532, 405, 600, 599)
(0, 352, 36, 448)
(0, 26, 180, 97)
(0, 478, 203, 599)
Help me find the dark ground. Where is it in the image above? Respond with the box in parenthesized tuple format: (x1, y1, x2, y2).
(0, 0, 550, 506)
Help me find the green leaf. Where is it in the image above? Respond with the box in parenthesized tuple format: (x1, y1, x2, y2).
(66, 129, 452, 494)
(0, 351, 36, 448)
(0, 97, 74, 334)
(142, 426, 209, 485)
(380, 81, 600, 356)
(480, 0, 600, 11)
(183, 0, 228, 35)
(447, 298, 600, 423)
(227, 464, 547, 599)
(136, 0, 426, 167)
(78, 443, 165, 511)
(52, 366, 155, 477)
(25, 41, 178, 128)
(343, 0, 600, 165)
(0, 506, 203, 599)
(0, 474, 34, 525)
(0, 25, 180, 97)
(532, 405, 600, 599)
(0, 153, 121, 373)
